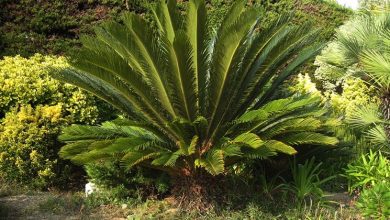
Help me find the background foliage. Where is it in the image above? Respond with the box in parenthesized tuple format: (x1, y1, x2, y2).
(0, 0, 351, 57)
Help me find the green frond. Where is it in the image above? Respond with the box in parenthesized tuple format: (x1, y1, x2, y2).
(347, 104, 384, 129)
(59, 125, 125, 142)
(165, 31, 198, 120)
(241, 146, 276, 159)
(207, 6, 259, 133)
(121, 151, 162, 169)
(233, 133, 264, 149)
(365, 125, 389, 146)
(255, 43, 324, 107)
(71, 150, 111, 165)
(236, 109, 269, 123)
(221, 144, 242, 157)
(122, 13, 176, 117)
(261, 118, 322, 139)
(263, 140, 297, 155)
(196, 149, 225, 175)
(59, 140, 95, 160)
(52, 68, 142, 120)
(151, 150, 181, 167)
(186, 0, 208, 116)
(237, 24, 321, 114)
(361, 50, 390, 89)
(152, 0, 180, 43)
(279, 132, 339, 146)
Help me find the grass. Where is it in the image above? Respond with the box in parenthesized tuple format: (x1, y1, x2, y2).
(0, 177, 362, 219)
(28, 190, 360, 219)
(0, 180, 34, 197)
(0, 203, 10, 218)
(37, 192, 85, 214)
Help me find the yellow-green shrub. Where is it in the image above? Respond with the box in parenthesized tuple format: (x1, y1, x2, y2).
(0, 54, 112, 124)
(0, 105, 65, 187)
(0, 54, 114, 188)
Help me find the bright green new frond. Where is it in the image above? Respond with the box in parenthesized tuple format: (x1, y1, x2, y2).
(186, 135, 198, 156)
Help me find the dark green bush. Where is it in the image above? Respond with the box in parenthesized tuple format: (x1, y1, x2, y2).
(0, 0, 351, 57)
(85, 162, 170, 199)
(0, 0, 129, 57)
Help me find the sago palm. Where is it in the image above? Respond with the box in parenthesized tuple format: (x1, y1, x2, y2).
(54, 0, 337, 207)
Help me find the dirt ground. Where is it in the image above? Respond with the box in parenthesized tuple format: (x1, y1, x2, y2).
(0, 192, 127, 220)
(0, 191, 355, 220)
(0, 193, 78, 220)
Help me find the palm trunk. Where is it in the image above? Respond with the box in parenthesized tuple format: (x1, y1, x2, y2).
(380, 93, 390, 137)
(171, 170, 224, 212)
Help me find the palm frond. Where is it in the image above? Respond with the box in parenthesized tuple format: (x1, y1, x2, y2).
(347, 104, 384, 129)
(196, 149, 225, 175)
(279, 132, 339, 146)
(361, 50, 390, 89)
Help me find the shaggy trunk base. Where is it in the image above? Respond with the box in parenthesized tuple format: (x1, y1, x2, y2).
(381, 95, 390, 138)
(171, 173, 225, 212)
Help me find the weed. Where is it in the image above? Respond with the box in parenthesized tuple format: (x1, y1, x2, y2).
(283, 158, 335, 208)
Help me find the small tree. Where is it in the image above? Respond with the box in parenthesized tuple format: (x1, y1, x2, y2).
(55, 0, 337, 210)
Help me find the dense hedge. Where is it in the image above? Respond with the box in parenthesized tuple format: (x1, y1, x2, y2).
(0, 0, 352, 57)
(0, 54, 115, 188)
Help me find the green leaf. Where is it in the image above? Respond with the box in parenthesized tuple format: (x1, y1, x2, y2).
(196, 149, 224, 175)
(233, 133, 264, 149)
(280, 132, 339, 146)
(151, 150, 181, 167)
(264, 140, 297, 155)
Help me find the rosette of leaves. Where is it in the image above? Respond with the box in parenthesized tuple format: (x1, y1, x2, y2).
(55, 0, 338, 209)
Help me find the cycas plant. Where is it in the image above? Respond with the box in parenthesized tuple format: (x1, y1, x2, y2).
(54, 0, 337, 209)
